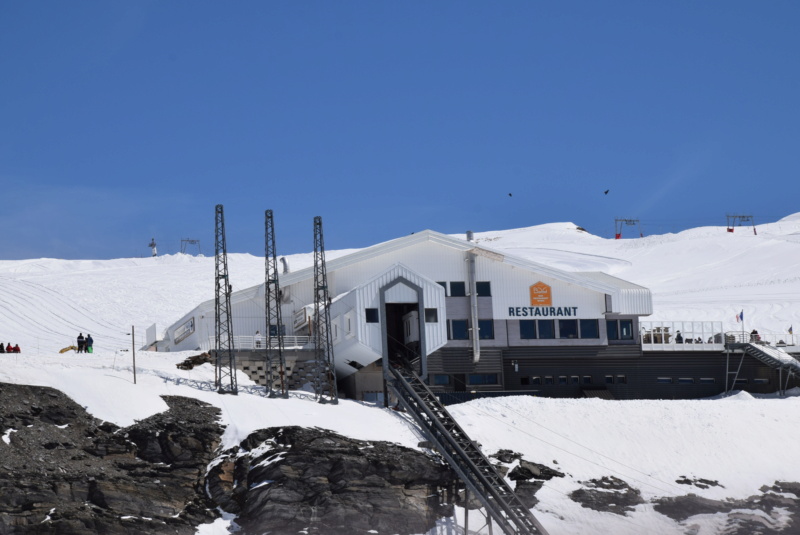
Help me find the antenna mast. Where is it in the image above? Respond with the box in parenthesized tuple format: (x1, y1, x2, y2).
(265, 210, 288, 398)
(214, 204, 238, 395)
(312, 216, 338, 404)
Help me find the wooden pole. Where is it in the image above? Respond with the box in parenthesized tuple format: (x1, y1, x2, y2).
(132, 325, 137, 385)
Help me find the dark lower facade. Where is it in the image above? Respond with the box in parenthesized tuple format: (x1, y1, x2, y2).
(426, 344, 800, 401)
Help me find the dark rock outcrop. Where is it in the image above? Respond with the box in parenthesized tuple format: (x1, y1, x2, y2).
(207, 426, 457, 535)
(0, 383, 223, 534)
(654, 482, 800, 534)
(569, 476, 644, 516)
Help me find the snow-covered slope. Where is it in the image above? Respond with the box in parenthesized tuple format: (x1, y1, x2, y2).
(1, 216, 800, 534)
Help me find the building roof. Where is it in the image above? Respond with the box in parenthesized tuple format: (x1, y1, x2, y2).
(275, 230, 652, 315)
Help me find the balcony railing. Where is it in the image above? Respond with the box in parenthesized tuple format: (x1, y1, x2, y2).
(640, 321, 725, 351)
(205, 335, 311, 352)
(641, 321, 797, 351)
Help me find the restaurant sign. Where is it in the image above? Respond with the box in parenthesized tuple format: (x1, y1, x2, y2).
(508, 282, 579, 317)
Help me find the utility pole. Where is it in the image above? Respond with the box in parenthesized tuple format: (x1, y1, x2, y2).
(214, 204, 238, 395)
(312, 216, 338, 404)
(265, 210, 288, 397)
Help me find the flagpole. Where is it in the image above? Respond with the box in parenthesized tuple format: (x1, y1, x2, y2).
(741, 311, 745, 343)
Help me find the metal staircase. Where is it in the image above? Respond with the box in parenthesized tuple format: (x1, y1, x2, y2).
(743, 343, 800, 374)
(386, 364, 549, 535)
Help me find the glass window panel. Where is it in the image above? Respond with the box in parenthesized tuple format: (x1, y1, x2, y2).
(478, 319, 494, 340)
(450, 281, 467, 297)
(365, 308, 379, 323)
(620, 320, 634, 340)
(468, 373, 498, 385)
(607, 320, 619, 340)
(538, 320, 555, 339)
(559, 319, 578, 339)
(451, 320, 469, 340)
(520, 320, 537, 339)
(580, 319, 600, 339)
(424, 308, 438, 323)
(476, 281, 491, 297)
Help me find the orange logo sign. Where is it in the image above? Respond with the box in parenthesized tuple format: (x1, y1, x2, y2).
(529, 282, 552, 306)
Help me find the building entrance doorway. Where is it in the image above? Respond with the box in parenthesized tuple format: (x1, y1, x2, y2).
(384, 302, 420, 367)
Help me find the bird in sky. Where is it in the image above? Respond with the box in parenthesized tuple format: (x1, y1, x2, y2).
(508, 193, 512, 197)
(604, 189, 609, 195)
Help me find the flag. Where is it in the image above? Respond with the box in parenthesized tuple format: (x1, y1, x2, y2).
(736, 310, 743, 323)
(790, 326, 794, 335)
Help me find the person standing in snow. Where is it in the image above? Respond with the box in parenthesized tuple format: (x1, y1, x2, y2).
(0, 344, 5, 354)
(5, 343, 12, 353)
(77, 333, 85, 353)
(86, 334, 93, 353)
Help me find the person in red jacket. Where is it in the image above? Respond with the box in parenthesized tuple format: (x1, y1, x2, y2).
(5, 343, 12, 353)
(12, 344, 20, 353)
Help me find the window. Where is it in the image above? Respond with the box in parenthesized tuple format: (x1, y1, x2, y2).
(520, 377, 530, 386)
(269, 324, 287, 336)
(559, 319, 578, 339)
(450, 281, 467, 297)
(607, 319, 634, 341)
(468, 373, 498, 385)
(346, 360, 363, 370)
(362, 391, 385, 404)
(538, 320, 555, 339)
(478, 319, 494, 340)
(753, 378, 769, 384)
(449, 320, 469, 340)
(425, 308, 438, 323)
(582, 375, 592, 385)
(433, 374, 451, 385)
(677, 378, 695, 384)
(580, 319, 600, 339)
(605, 375, 614, 384)
(734, 378, 748, 385)
(476, 281, 492, 297)
(544, 376, 554, 385)
(571, 376, 580, 384)
(532, 376, 542, 385)
(607, 321, 619, 340)
(520, 320, 537, 339)
(699, 378, 716, 384)
(365, 308, 379, 323)
(558, 376, 568, 385)
(437, 281, 448, 295)
(657, 377, 673, 384)
(620, 320, 634, 340)
(616, 375, 627, 384)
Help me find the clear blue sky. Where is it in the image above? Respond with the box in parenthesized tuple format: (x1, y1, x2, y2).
(2, 1, 798, 259)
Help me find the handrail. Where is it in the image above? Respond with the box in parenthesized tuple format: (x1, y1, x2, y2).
(205, 335, 311, 351)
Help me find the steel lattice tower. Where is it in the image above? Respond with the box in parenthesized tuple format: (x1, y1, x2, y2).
(214, 204, 238, 395)
(264, 210, 288, 398)
(312, 216, 338, 404)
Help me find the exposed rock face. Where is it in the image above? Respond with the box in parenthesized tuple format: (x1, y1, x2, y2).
(489, 450, 563, 509)
(569, 476, 644, 516)
(207, 426, 457, 535)
(655, 482, 800, 534)
(0, 383, 223, 534)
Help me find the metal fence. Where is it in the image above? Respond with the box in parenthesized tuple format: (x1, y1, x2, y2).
(205, 335, 311, 351)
